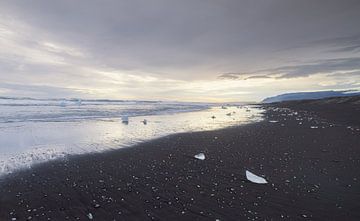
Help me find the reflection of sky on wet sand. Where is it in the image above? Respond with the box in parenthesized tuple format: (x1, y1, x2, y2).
(0, 106, 263, 175)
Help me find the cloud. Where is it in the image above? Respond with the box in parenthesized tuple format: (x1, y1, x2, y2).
(219, 57, 360, 80)
(305, 34, 360, 53)
(218, 73, 244, 80)
(244, 75, 272, 80)
(272, 57, 360, 78)
(0, 82, 85, 98)
(0, 0, 360, 101)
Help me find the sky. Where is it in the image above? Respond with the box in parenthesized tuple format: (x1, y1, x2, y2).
(0, 0, 359, 102)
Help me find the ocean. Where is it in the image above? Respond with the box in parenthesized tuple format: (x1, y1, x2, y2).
(0, 97, 264, 176)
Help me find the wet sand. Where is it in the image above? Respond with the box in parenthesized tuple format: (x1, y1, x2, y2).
(1, 98, 360, 220)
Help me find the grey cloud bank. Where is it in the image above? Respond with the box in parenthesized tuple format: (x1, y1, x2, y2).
(0, 0, 359, 101)
(219, 57, 360, 80)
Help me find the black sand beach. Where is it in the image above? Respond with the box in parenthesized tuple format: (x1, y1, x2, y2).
(1, 97, 360, 220)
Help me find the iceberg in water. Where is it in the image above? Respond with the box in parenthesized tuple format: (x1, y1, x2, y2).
(194, 153, 205, 160)
(60, 100, 67, 107)
(121, 116, 129, 124)
(246, 170, 268, 184)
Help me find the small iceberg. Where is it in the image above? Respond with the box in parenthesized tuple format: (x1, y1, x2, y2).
(246, 170, 268, 184)
(59, 100, 67, 107)
(310, 126, 318, 129)
(121, 116, 129, 124)
(194, 153, 205, 160)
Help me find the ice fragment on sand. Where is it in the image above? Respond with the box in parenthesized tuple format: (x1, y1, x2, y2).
(269, 120, 278, 123)
(87, 213, 93, 220)
(246, 170, 268, 184)
(310, 126, 318, 129)
(194, 153, 205, 160)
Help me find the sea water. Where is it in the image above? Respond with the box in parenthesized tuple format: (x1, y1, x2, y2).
(0, 97, 264, 176)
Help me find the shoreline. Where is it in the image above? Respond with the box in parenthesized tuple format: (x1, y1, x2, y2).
(0, 115, 264, 182)
(0, 105, 263, 177)
(1, 100, 360, 220)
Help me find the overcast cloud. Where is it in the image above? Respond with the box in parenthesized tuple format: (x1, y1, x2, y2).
(0, 0, 359, 101)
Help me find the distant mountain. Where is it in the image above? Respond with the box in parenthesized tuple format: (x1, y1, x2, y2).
(262, 90, 360, 103)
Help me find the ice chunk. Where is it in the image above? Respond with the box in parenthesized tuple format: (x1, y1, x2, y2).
(310, 126, 318, 129)
(246, 170, 268, 184)
(121, 116, 129, 124)
(194, 153, 205, 160)
(87, 213, 93, 220)
(269, 120, 278, 123)
(60, 100, 67, 107)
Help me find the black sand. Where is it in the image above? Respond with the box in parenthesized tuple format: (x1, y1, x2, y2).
(1, 97, 359, 220)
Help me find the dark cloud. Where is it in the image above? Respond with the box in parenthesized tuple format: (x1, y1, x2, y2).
(245, 75, 272, 80)
(218, 73, 245, 80)
(273, 57, 360, 78)
(218, 73, 272, 80)
(219, 57, 360, 80)
(305, 34, 360, 53)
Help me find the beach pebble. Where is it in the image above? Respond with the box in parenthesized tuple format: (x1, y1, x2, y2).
(194, 153, 205, 160)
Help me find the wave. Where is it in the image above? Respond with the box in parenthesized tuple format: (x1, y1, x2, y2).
(0, 104, 264, 177)
(0, 97, 211, 123)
